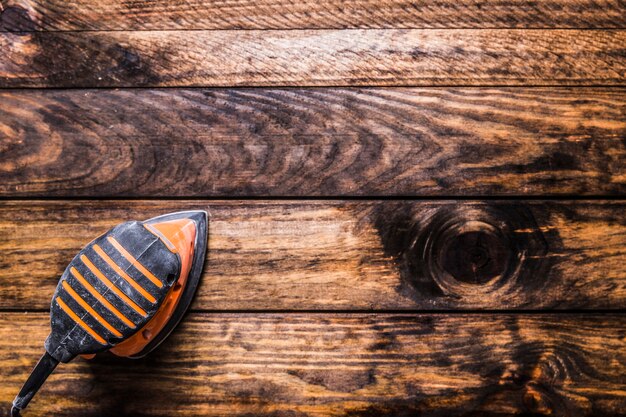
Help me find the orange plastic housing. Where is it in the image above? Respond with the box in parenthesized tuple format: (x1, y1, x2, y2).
(109, 218, 196, 358)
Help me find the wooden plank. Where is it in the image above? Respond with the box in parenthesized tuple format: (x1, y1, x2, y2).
(1, 200, 624, 311)
(1, 30, 624, 87)
(1, 313, 624, 416)
(1, 88, 624, 197)
(2, 0, 625, 31)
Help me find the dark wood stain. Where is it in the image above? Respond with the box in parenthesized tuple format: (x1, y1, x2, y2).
(369, 202, 567, 308)
(0, 5, 37, 31)
(1, 29, 624, 87)
(0, 313, 624, 416)
(0, 2, 624, 415)
(1, 88, 624, 197)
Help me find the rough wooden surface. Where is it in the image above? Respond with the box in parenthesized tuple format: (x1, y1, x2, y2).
(1, 29, 625, 87)
(2, 0, 625, 30)
(1, 313, 624, 417)
(2, 1, 624, 415)
(1, 200, 624, 311)
(1, 88, 624, 197)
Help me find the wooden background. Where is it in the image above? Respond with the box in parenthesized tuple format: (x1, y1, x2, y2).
(1, 1, 625, 416)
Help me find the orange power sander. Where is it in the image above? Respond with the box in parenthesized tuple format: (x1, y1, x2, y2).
(11, 210, 208, 416)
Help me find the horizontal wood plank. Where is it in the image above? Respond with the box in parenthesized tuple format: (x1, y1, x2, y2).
(1, 200, 624, 310)
(1, 30, 624, 87)
(1, 313, 624, 416)
(1, 88, 624, 197)
(2, 0, 625, 31)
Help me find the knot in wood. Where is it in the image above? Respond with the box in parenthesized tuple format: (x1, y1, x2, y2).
(403, 203, 550, 305)
(439, 221, 508, 285)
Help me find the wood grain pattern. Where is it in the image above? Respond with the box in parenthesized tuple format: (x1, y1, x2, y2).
(1, 30, 625, 87)
(1, 88, 624, 197)
(2, 0, 625, 31)
(1, 313, 624, 416)
(1, 200, 624, 311)
(1, 0, 623, 415)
